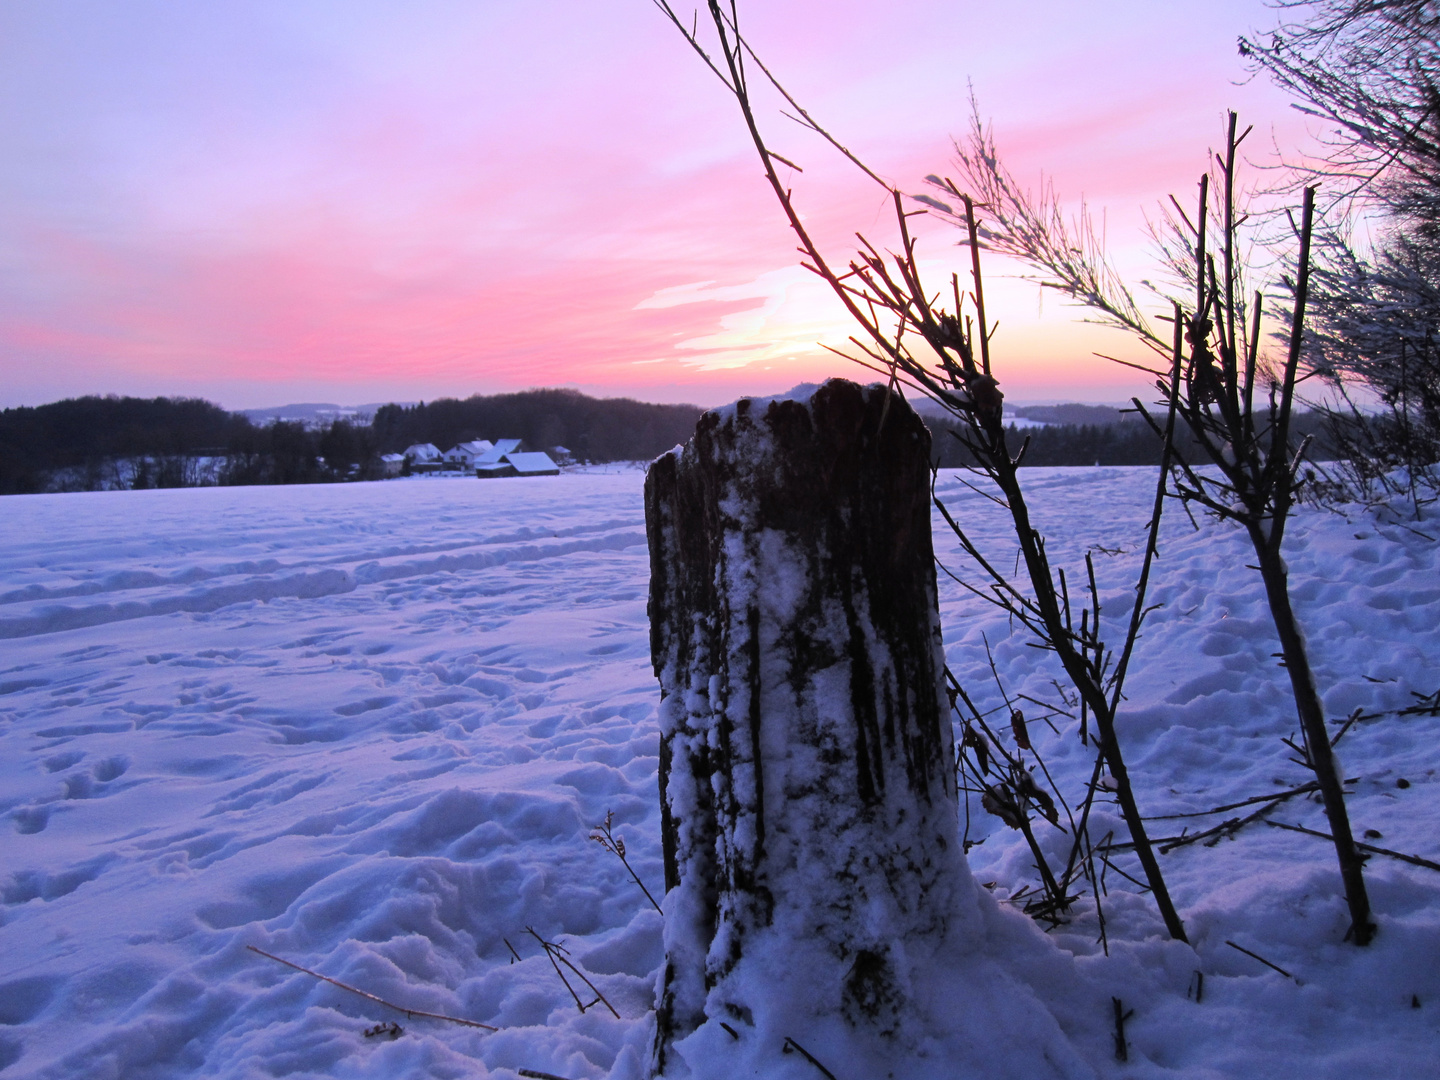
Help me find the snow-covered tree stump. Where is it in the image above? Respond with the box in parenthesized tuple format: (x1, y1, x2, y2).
(644, 380, 1088, 1079)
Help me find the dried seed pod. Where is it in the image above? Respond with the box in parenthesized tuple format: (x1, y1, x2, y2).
(981, 783, 1024, 829)
(963, 724, 990, 774)
(1016, 770, 1059, 826)
(1010, 709, 1030, 750)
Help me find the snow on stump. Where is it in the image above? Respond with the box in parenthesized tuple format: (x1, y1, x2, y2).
(644, 380, 1090, 1080)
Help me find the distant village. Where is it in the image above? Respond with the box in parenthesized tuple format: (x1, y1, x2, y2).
(383, 438, 569, 479)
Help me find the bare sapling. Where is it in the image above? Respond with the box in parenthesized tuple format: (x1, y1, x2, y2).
(1161, 123, 1374, 945)
(655, 0, 1188, 943)
(946, 109, 1375, 944)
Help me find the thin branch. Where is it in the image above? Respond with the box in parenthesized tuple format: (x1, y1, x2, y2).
(525, 928, 622, 1019)
(1267, 821, 1440, 873)
(782, 1037, 839, 1079)
(1145, 781, 1320, 820)
(247, 946, 498, 1031)
(591, 810, 663, 912)
(1226, 940, 1295, 980)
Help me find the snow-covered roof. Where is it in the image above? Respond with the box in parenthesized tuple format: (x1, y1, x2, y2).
(403, 443, 441, 461)
(379, 453, 405, 463)
(474, 463, 517, 479)
(475, 439, 523, 466)
(502, 451, 559, 476)
(448, 440, 494, 458)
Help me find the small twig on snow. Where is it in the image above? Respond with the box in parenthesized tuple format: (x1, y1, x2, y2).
(1266, 820, 1440, 873)
(1226, 939, 1295, 979)
(1157, 799, 1290, 853)
(1187, 970, 1204, 1003)
(591, 809, 663, 913)
(1400, 687, 1440, 716)
(246, 946, 498, 1031)
(525, 927, 621, 1018)
(782, 1036, 839, 1079)
(1144, 782, 1320, 820)
(1111, 997, 1134, 1061)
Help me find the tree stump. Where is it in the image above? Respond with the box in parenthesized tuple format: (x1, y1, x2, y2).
(645, 380, 991, 1076)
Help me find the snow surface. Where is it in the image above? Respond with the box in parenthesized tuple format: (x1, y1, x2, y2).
(1, 468, 1437, 1078)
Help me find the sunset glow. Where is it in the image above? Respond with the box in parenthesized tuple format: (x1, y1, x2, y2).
(0, 0, 1309, 409)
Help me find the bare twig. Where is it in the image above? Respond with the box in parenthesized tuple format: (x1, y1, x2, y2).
(1112, 997, 1133, 1061)
(246, 946, 498, 1031)
(1266, 821, 1440, 873)
(1400, 688, 1440, 716)
(591, 810, 663, 912)
(1225, 940, 1295, 979)
(1096, 848, 1154, 893)
(782, 1036, 839, 1080)
(1102, 785, 1322, 853)
(1157, 799, 1290, 853)
(1188, 970, 1205, 1003)
(1145, 782, 1320, 820)
(525, 928, 621, 1018)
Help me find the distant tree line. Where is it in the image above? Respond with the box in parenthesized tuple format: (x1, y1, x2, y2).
(1, 396, 239, 494)
(0, 390, 706, 495)
(0, 390, 1339, 495)
(0, 395, 391, 494)
(929, 417, 1164, 467)
(370, 388, 703, 464)
(925, 409, 1335, 469)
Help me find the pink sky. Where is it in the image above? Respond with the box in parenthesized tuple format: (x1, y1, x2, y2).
(0, 0, 1313, 410)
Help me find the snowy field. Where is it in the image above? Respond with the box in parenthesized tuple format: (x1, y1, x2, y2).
(1, 467, 1437, 1078)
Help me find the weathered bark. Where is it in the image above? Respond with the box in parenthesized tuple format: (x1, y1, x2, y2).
(645, 380, 965, 1073)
